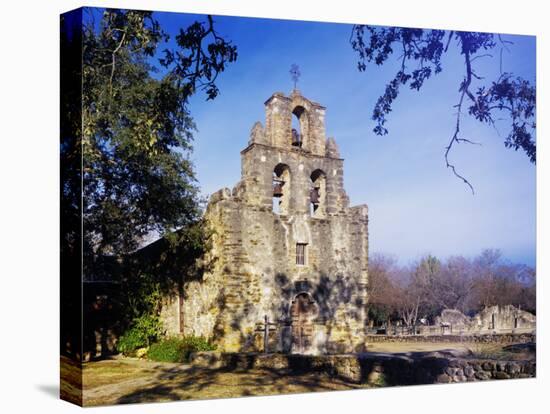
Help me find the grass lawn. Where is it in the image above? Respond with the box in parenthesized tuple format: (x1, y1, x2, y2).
(366, 341, 535, 360)
(64, 341, 534, 406)
(80, 357, 366, 406)
(366, 342, 474, 354)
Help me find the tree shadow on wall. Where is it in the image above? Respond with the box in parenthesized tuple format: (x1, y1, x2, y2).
(210, 278, 260, 351)
(270, 272, 367, 353)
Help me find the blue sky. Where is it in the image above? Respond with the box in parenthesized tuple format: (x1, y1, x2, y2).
(88, 9, 537, 266)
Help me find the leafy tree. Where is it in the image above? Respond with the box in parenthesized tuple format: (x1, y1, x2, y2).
(351, 27, 536, 192)
(81, 8, 237, 266)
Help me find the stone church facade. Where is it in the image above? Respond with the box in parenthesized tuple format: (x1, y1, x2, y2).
(162, 90, 369, 354)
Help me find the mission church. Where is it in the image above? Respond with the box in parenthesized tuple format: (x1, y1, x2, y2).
(160, 87, 370, 354)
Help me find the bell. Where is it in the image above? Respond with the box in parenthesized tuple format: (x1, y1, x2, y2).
(292, 128, 302, 147)
(273, 182, 284, 197)
(310, 187, 320, 204)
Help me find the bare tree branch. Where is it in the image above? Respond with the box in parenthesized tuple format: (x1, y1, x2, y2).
(109, 30, 126, 98)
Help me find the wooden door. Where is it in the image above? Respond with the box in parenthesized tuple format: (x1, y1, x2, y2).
(291, 293, 316, 353)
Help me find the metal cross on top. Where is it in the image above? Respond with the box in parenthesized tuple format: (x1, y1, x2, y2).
(290, 63, 301, 89)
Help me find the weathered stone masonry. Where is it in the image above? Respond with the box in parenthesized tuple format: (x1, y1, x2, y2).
(163, 90, 369, 354)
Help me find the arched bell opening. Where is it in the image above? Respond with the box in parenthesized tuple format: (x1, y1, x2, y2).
(310, 169, 327, 218)
(291, 106, 308, 149)
(273, 163, 291, 215)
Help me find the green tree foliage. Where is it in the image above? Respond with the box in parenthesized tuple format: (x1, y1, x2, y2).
(114, 271, 164, 355)
(116, 320, 158, 356)
(351, 27, 536, 192)
(81, 9, 237, 259)
(114, 220, 215, 347)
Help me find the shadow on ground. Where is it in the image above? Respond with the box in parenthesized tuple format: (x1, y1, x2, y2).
(80, 343, 536, 406)
(114, 363, 361, 405)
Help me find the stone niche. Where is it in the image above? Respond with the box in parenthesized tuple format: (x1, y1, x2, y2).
(163, 90, 369, 355)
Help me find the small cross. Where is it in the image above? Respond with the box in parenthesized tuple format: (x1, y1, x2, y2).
(290, 64, 301, 89)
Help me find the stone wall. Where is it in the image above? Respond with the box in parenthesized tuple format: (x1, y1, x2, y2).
(364, 333, 536, 344)
(434, 305, 536, 333)
(475, 305, 536, 330)
(189, 352, 536, 385)
(162, 91, 370, 355)
(263, 90, 327, 156)
(176, 185, 369, 354)
(433, 358, 535, 383)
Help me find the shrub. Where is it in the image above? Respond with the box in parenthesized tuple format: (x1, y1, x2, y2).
(132, 313, 163, 344)
(148, 336, 217, 363)
(467, 343, 508, 360)
(147, 338, 186, 362)
(116, 327, 148, 356)
(116, 314, 163, 356)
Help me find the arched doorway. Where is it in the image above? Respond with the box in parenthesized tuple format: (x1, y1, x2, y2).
(290, 292, 318, 353)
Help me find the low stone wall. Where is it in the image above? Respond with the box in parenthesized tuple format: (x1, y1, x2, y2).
(365, 333, 535, 344)
(189, 352, 535, 385)
(434, 358, 535, 383)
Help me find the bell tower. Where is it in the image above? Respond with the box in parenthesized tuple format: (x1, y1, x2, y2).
(263, 90, 327, 155)
(179, 88, 369, 355)
(237, 89, 348, 218)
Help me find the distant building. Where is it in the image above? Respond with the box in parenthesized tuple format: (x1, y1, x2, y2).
(433, 305, 536, 335)
(473, 305, 536, 332)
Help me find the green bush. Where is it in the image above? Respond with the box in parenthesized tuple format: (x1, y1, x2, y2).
(116, 327, 148, 356)
(116, 314, 163, 356)
(132, 313, 163, 344)
(147, 338, 186, 362)
(182, 335, 218, 353)
(147, 336, 217, 363)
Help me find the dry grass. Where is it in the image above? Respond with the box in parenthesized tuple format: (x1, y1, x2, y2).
(71, 340, 535, 406)
(366, 341, 535, 361)
(367, 341, 535, 360)
(465, 343, 508, 359)
(465, 342, 535, 360)
(81, 358, 365, 406)
(366, 342, 473, 354)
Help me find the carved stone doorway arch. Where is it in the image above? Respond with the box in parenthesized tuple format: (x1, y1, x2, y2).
(290, 292, 318, 354)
